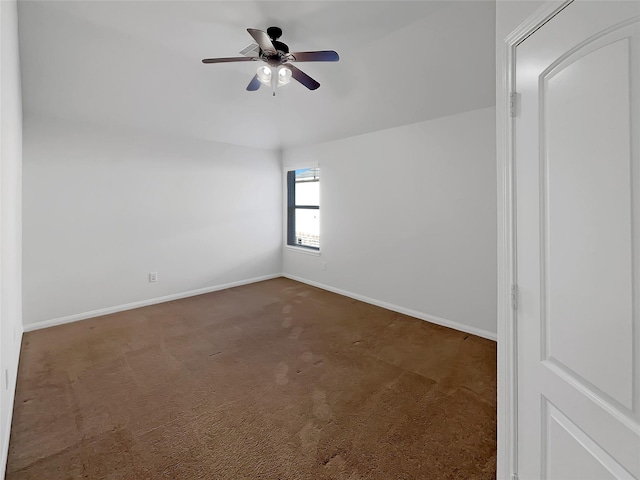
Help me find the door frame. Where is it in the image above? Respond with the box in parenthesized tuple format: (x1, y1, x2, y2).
(496, 1, 573, 478)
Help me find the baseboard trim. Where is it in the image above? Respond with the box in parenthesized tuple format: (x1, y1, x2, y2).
(1, 325, 23, 479)
(23, 272, 498, 343)
(23, 273, 283, 333)
(283, 274, 497, 342)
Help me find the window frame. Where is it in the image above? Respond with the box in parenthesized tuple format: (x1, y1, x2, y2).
(285, 167, 320, 252)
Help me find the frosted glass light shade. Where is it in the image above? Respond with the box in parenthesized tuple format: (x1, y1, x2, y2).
(277, 66, 292, 86)
(256, 65, 292, 88)
(256, 65, 271, 85)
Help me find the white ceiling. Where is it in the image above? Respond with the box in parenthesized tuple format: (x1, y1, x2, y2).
(17, 1, 496, 150)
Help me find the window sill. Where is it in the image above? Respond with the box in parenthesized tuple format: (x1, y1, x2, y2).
(285, 245, 321, 256)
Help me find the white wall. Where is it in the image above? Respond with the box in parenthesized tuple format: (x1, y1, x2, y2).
(23, 116, 282, 327)
(283, 106, 497, 339)
(0, 0, 24, 475)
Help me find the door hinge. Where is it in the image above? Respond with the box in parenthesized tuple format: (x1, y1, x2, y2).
(510, 92, 519, 117)
(511, 285, 518, 310)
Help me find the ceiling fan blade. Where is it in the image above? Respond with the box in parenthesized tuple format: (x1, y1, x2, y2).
(286, 64, 320, 90)
(290, 51, 339, 62)
(202, 57, 257, 64)
(246, 74, 261, 91)
(239, 43, 260, 58)
(247, 28, 277, 55)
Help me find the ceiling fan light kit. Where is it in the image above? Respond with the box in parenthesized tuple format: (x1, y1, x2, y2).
(202, 26, 339, 96)
(256, 64, 292, 87)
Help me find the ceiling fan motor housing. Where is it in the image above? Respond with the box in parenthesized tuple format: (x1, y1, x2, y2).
(260, 27, 289, 62)
(266, 26, 283, 40)
(272, 40, 289, 54)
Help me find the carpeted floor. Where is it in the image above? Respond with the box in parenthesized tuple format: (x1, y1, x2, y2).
(7, 277, 496, 479)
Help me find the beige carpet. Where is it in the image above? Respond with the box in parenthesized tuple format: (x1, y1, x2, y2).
(7, 277, 496, 479)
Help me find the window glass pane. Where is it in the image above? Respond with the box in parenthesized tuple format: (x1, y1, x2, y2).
(294, 208, 319, 249)
(288, 167, 320, 250)
(295, 168, 319, 182)
(295, 180, 319, 206)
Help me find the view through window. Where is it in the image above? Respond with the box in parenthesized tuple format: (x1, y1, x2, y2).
(287, 168, 319, 250)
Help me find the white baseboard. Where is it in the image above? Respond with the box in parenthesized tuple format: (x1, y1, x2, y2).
(23, 273, 282, 333)
(1, 324, 23, 479)
(283, 274, 497, 342)
(22, 272, 498, 343)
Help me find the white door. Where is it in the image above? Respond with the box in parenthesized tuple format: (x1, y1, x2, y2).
(515, 1, 640, 478)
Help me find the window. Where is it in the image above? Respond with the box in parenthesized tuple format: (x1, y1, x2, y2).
(287, 167, 319, 250)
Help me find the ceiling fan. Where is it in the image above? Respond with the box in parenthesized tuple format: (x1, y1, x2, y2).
(202, 26, 339, 96)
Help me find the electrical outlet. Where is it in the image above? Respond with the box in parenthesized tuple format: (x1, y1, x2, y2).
(149, 272, 158, 283)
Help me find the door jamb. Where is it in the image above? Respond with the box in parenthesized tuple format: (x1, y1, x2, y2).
(496, 2, 573, 478)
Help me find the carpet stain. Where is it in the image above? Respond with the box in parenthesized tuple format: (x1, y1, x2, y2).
(289, 326, 303, 340)
(299, 420, 322, 453)
(323, 452, 346, 468)
(312, 389, 331, 421)
(275, 362, 289, 386)
(281, 317, 293, 328)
